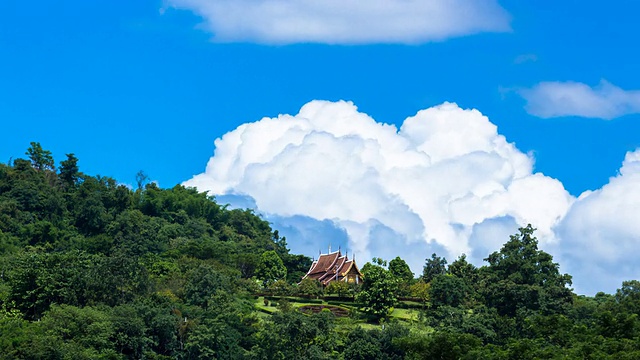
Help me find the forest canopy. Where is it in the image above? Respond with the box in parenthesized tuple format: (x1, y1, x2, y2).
(1, 143, 639, 359)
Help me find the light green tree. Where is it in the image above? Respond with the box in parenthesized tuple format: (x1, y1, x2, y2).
(26, 142, 54, 171)
(356, 258, 398, 320)
(256, 250, 287, 286)
(297, 278, 323, 297)
(325, 280, 350, 298)
(409, 281, 431, 305)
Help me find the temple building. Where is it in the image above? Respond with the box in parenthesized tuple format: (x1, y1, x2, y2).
(302, 248, 363, 286)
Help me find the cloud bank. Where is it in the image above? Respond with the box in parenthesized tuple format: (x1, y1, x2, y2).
(555, 150, 640, 295)
(520, 80, 640, 119)
(167, 0, 511, 44)
(181, 100, 640, 293)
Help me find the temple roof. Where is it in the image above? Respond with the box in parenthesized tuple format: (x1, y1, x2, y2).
(306, 250, 341, 276)
(302, 249, 362, 285)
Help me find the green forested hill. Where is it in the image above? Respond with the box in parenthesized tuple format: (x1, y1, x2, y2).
(1, 143, 640, 359)
(0, 143, 310, 358)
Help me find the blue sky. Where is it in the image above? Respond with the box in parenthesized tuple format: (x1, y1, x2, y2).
(2, 1, 640, 294)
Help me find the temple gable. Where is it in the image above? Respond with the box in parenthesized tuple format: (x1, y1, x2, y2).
(301, 250, 363, 286)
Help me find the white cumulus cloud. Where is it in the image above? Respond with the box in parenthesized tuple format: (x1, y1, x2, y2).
(166, 0, 511, 44)
(520, 80, 640, 119)
(184, 100, 574, 277)
(555, 149, 640, 295)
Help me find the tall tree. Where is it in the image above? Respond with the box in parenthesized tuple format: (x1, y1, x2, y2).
(422, 253, 447, 283)
(389, 256, 414, 297)
(389, 256, 414, 283)
(481, 225, 573, 317)
(447, 254, 479, 296)
(59, 153, 80, 187)
(135, 170, 149, 190)
(616, 280, 640, 315)
(429, 275, 471, 308)
(447, 253, 473, 275)
(357, 258, 398, 320)
(25, 142, 54, 171)
(255, 250, 287, 286)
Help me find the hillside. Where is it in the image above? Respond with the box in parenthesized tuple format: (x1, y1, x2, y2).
(1, 143, 640, 359)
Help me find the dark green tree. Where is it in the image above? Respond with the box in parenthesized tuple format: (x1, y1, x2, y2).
(397, 331, 482, 360)
(6, 250, 96, 319)
(389, 256, 414, 283)
(481, 225, 573, 317)
(282, 253, 312, 283)
(38, 304, 117, 358)
(249, 310, 335, 359)
(184, 319, 243, 360)
(389, 256, 414, 297)
(59, 153, 80, 188)
(616, 280, 640, 315)
(135, 170, 149, 191)
(422, 253, 447, 283)
(184, 265, 232, 308)
(343, 324, 408, 360)
(447, 254, 478, 285)
(429, 274, 471, 308)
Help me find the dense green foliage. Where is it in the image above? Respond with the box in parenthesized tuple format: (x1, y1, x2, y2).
(0, 144, 304, 358)
(1, 143, 640, 359)
(357, 258, 398, 319)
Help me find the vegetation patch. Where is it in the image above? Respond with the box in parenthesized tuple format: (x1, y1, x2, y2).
(298, 304, 350, 317)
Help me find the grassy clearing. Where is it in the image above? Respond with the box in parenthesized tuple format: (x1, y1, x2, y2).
(390, 308, 420, 322)
(254, 297, 277, 313)
(356, 322, 382, 330)
(252, 296, 434, 335)
(254, 296, 422, 327)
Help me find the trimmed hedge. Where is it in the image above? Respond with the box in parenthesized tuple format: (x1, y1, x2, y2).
(328, 300, 362, 308)
(256, 307, 276, 314)
(264, 296, 324, 304)
(397, 297, 423, 302)
(323, 296, 354, 302)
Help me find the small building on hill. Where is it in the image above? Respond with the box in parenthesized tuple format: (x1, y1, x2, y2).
(302, 249, 363, 286)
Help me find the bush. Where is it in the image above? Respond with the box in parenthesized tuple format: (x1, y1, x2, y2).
(297, 278, 323, 297)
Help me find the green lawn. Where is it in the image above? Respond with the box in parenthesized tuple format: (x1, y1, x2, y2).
(253, 296, 432, 334)
(254, 296, 421, 323)
(254, 297, 278, 313)
(356, 322, 382, 330)
(390, 308, 420, 322)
